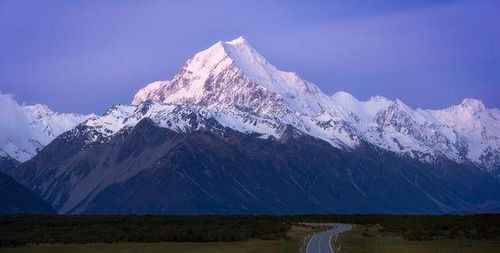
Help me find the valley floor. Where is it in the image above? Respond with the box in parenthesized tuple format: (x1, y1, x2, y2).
(334, 225, 500, 253)
(2, 216, 500, 253)
(0, 225, 318, 253)
(0, 241, 293, 253)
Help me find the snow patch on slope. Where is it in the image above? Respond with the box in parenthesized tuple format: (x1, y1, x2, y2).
(131, 81, 170, 106)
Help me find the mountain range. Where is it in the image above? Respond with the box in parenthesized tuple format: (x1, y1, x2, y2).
(3, 37, 500, 214)
(0, 98, 91, 163)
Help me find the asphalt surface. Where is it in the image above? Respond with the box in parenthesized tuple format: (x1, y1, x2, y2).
(306, 223, 352, 253)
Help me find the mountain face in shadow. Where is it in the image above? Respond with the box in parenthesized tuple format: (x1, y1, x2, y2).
(13, 118, 500, 214)
(0, 169, 54, 214)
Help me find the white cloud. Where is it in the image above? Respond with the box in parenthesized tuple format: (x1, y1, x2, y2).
(0, 91, 34, 149)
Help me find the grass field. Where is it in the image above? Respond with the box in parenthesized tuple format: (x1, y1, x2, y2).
(0, 225, 321, 253)
(2, 215, 500, 253)
(0, 241, 289, 253)
(334, 225, 500, 253)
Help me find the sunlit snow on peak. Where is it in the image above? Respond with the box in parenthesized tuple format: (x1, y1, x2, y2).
(125, 37, 499, 173)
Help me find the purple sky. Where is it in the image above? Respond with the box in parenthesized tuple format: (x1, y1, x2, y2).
(1, 0, 499, 114)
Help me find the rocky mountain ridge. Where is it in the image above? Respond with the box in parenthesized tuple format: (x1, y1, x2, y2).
(129, 37, 500, 174)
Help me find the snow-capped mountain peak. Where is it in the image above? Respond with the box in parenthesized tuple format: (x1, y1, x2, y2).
(225, 36, 246, 45)
(458, 98, 486, 113)
(132, 37, 329, 116)
(221, 37, 320, 96)
(23, 104, 95, 142)
(113, 37, 500, 175)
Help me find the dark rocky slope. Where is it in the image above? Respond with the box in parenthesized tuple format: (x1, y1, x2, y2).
(0, 155, 18, 174)
(0, 170, 55, 214)
(13, 118, 500, 214)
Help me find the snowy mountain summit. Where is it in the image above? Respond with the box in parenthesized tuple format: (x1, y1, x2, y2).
(97, 37, 499, 175)
(132, 36, 327, 115)
(13, 37, 500, 215)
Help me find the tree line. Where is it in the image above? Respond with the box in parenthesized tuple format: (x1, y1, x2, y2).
(1, 214, 499, 247)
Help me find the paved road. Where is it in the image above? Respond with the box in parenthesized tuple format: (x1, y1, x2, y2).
(306, 223, 351, 253)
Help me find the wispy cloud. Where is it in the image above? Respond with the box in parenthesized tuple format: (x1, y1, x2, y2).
(0, 92, 33, 148)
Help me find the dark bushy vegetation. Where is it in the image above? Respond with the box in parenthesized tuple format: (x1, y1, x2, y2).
(0, 215, 289, 247)
(286, 214, 500, 241)
(1, 214, 499, 247)
(375, 215, 500, 241)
